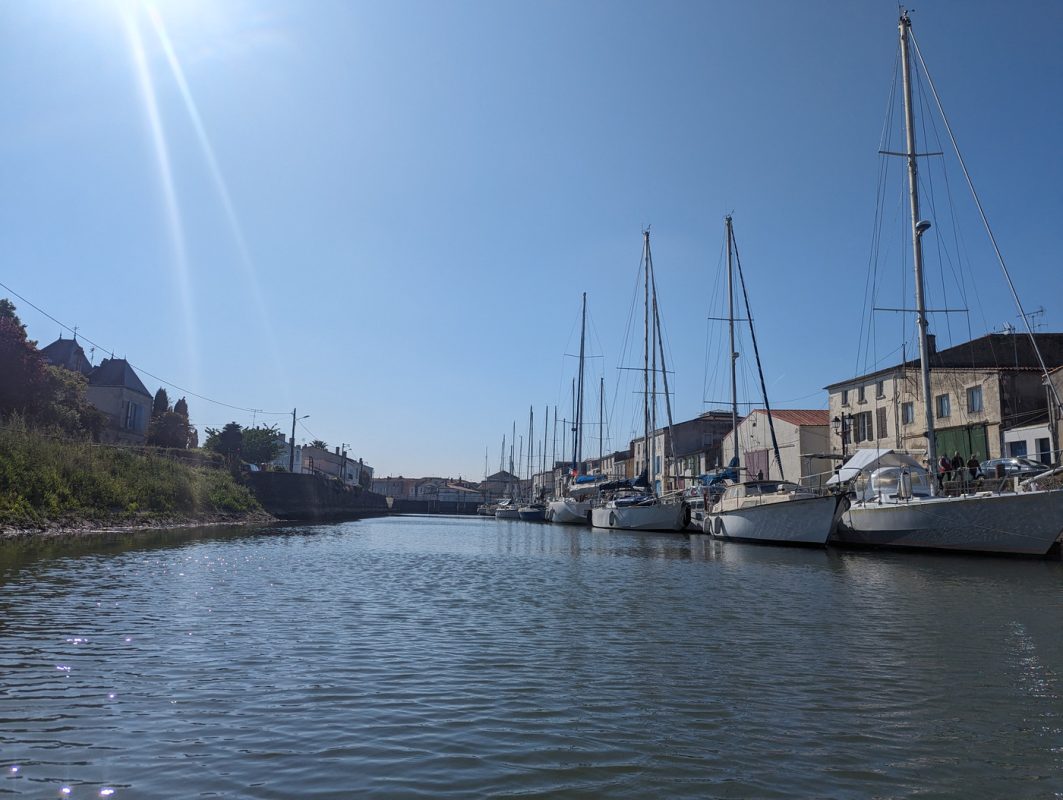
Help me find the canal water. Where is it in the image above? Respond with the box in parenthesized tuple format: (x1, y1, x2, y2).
(1, 516, 1061, 798)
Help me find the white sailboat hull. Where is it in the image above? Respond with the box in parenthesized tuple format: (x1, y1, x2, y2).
(547, 498, 591, 525)
(704, 494, 840, 546)
(836, 489, 1063, 555)
(591, 501, 687, 532)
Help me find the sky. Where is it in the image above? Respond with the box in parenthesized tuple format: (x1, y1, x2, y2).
(2, 0, 1060, 479)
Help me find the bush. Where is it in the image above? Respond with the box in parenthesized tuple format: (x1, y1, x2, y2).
(0, 425, 264, 529)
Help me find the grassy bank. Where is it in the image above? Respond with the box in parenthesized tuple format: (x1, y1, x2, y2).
(0, 424, 269, 534)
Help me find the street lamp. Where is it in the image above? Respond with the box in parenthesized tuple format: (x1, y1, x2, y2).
(340, 443, 351, 485)
(290, 409, 310, 472)
(832, 413, 851, 461)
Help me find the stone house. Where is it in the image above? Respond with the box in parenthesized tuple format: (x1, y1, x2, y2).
(40, 337, 152, 445)
(825, 332, 1063, 464)
(718, 409, 832, 489)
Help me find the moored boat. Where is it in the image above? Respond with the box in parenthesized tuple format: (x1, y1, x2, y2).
(832, 13, 1063, 556)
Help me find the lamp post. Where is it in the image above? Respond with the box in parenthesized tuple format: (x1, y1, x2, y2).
(832, 413, 851, 461)
(289, 409, 310, 472)
(340, 443, 351, 485)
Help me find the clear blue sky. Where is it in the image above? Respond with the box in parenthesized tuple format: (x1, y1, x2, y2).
(2, 0, 1060, 479)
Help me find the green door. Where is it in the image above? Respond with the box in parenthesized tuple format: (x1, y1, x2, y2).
(935, 424, 988, 461)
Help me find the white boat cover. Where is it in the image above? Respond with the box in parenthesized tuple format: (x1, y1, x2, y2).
(827, 448, 924, 485)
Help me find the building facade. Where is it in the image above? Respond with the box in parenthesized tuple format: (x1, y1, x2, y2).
(826, 333, 1063, 465)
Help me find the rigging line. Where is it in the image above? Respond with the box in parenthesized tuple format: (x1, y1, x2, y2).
(860, 43, 903, 380)
(917, 90, 988, 354)
(912, 64, 957, 349)
(0, 278, 289, 416)
(729, 223, 784, 477)
(909, 30, 1062, 411)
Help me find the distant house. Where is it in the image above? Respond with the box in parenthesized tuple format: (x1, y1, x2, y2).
(41, 337, 152, 445)
(719, 409, 831, 489)
(300, 445, 373, 487)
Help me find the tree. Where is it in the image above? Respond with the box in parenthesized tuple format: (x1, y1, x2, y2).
(38, 366, 105, 439)
(0, 312, 48, 420)
(0, 299, 22, 328)
(241, 424, 282, 464)
(173, 397, 189, 418)
(204, 422, 243, 464)
(152, 388, 170, 418)
(148, 410, 191, 448)
(309, 439, 329, 450)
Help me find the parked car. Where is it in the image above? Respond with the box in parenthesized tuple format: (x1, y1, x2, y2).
(979, 457, 1049, 478)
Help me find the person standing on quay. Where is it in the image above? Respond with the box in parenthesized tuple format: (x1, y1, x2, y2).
(967, 454, 980, 481)
(939, 454, 952, 484)
(951, 452, 965, 486)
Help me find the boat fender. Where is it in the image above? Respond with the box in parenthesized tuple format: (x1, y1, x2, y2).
(609, 510, 618, 527)
(682, 502, 692, 528)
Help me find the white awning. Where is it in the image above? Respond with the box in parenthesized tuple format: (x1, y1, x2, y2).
(826, 448, 924, 485)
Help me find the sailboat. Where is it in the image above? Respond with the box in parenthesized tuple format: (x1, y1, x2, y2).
(701, 216, 840, 545)
(832, 11, 1063, 555)
(590, 231, 688, 532)
(518, 406, 547, 521)
(548, 293, 607, 525)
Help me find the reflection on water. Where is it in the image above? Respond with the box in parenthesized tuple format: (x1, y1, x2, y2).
(2, 516, 1062, 798)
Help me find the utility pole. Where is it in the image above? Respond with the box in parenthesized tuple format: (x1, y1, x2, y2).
(289, 408, 297, 472)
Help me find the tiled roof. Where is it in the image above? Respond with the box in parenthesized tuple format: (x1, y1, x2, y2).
(825, 332, 1063, 390)
(89, 358, 151, 397)
(751, 408, 829, 427)
(40, 337, 91, 375)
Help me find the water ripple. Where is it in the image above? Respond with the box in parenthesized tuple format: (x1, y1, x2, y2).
(1, 518, 1062, 797)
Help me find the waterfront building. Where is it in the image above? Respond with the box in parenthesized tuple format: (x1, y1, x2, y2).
(717, 409, 832, 489)
(301, 444, 373, 487)
(40, 336, 152, 446)
(825, 332, 1063, 465)
(475, 470, 521, 503)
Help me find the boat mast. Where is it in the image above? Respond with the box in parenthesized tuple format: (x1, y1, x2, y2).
(599, 376, 604, 467)
(731, 219, 785, 480)
(571, 292, 587, 477)
(726, 216, 740, 474)
(642, 230, 652, 489)
(900, 10, 938, 484)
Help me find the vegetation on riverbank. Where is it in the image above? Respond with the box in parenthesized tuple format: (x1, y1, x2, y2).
(0, 421, 269, 533)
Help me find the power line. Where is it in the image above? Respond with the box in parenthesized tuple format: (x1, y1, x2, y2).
(0, 279, 290, 417)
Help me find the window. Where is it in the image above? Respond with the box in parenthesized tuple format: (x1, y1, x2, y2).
(876, 380, 885, 399)
(901, 402, 914, 425)
(1036, 438, 1051, 464)
(966, 386, 983, 413)
(841, 389, 849, 406)
(876, 407, 887, 439)
(935, 394, 951, 419)
(858, 385, 866, 403)
(854, 411, 873, 443)
(123, 400, 140, 431)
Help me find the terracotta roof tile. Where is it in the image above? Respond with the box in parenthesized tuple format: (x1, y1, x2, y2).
(751, 408, 829, 427)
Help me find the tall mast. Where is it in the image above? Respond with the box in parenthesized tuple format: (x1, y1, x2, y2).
(527, 406, 534, 488)
(900, 11, 938, 484)
(542, 404, 548, 486)
(599, 376, 604, 466)
(726, 216, 740, 472)
(551, 405, 557, 494)
(571, 292, 587, 476)
(642, 230, 652, 487)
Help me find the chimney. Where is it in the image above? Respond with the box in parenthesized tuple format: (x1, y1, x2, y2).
(927, 334, 936, 355)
